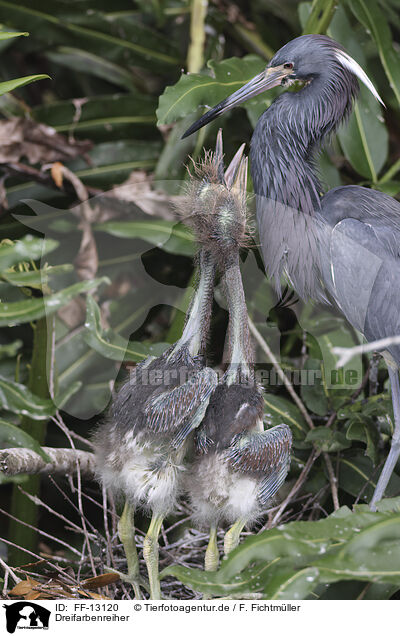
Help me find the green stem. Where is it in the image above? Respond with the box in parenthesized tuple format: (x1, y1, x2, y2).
(187, 0, 208, 73)
(8, 315, 54, 566)
(303, 0, 338, 35)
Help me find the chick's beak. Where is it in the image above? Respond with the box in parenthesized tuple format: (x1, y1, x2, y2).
(182, 65, 292, 139)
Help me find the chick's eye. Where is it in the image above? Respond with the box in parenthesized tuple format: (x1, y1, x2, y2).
(284, 62, 294, 69)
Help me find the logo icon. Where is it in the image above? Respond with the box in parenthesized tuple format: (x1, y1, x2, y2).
(3, 602, 50, 633)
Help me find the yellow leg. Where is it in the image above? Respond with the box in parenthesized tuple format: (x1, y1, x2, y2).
(143, 514, 163, 600)
(224, 518, 246, 556)
(205, 525, 219, 571)
(118, 502, 142, 598)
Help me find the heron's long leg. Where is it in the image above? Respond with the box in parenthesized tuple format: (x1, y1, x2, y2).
(205, 525, 219, 571)
(224, 518, 246, 555)
(370, 367, 400, 511)
(118, 502, 141, 598)
(143, 513, 163, 599)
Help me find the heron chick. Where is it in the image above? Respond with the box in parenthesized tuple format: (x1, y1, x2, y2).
(94, 248, 218, 599)
(185, 134, 293, 570)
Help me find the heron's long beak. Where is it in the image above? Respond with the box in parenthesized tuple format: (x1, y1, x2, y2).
(182, 65, 291, 139)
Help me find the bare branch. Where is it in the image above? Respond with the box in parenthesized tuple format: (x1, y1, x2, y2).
(332, 335, 400, 367)
(0, 447, 95, 477)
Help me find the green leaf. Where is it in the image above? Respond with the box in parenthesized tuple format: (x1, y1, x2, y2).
(314, 515, 400, 583)
(305, 427, 351, 453)
(0, 1, 180, 69)
(338, 455, 400, 502)
(0, 277, 109, 327)
(0, 73, 50, 97)
(0, 31, 28, 40)
(45, 47, 139, 91)
(346, 419, 380, 464)
(300, 358, 329, 416)
(263, 394, 308, 440)
(348, 0, 400, 106)
(157, 55, 265, 125)
(2, 264, 73, 288)
(263, 566, 319, 600)
(329, 5, 388, 180)
(0, 418, 50, 461)
(0, 378, 56, 421)
(94, 220, 195, 256)
(83, 295, 168, 362)
(0, 237, 58, 272)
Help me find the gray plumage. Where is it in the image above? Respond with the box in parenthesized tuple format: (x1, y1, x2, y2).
(183, 34, 400, 508)
(94, 250, 218, 517)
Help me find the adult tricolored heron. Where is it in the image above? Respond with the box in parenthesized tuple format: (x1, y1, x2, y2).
(185, 133, 292, 569)
(183, 34, 400, 510)
(94, 249, 218, 599)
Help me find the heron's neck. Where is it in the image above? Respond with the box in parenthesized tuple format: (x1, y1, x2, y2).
(172, 250, 215, 357)
(223, 255, 253, 385)
(250, 78, 356, 215)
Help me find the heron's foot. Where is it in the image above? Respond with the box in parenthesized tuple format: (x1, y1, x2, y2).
(370, 368, 400, 511)
(117, 502, 143, 597)
(205, 526, 219, 572)
(223, 518, 246, 556)
(104, 567, 147, 598)
(143, 514, 163, 600)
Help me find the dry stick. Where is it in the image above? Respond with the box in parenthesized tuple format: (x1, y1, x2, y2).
(248, 317, 315, 430)
(247, 318, 343, 510)
(0, 556, 21, 590)
(0, 537, 77, 583)
(20, 487, 95, 539)
(52, 416, 97, 576)
(0, 507, 82, 557)
(269, 450, 320, 527)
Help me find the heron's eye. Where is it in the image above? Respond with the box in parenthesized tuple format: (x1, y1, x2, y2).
(284, 62, 294, 70)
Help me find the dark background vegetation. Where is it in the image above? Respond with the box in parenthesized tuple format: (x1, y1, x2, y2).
(1, 0, 400, 600)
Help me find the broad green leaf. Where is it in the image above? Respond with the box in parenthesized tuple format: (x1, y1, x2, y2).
(0, 74, 50, 97)
(0, 277, 109, 327)
(346, 419, 380, 464)
(338, 455, 400, 502)
(0, 378, 56, 420)
(83, 295, 168, 362)
(305, 427, 351, 453)
(337, 90, 388, 180)
(0, 418, 50, 461)
(263, 566, 319, 600)
(94, 220, 195, 256)
(0, 31, 28, 40)
(45, 47, 139, 91)
(300, 358, 329, 416)
(33, 93, 156, 138)
(348, 0, 400, 106)
(157, 55, 265, 125)
(314, 515, 400, 583)
(263, 394, 308, 440)
(329, 5, 388, 180)
(2, 264, 73, 288)
(0, 1, 180, 69)
(0, 237, 58, 272)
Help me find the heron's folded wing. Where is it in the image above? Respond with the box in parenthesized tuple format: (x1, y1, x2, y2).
(227, 424, 292, 504)
(143, 367, 218, 439)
